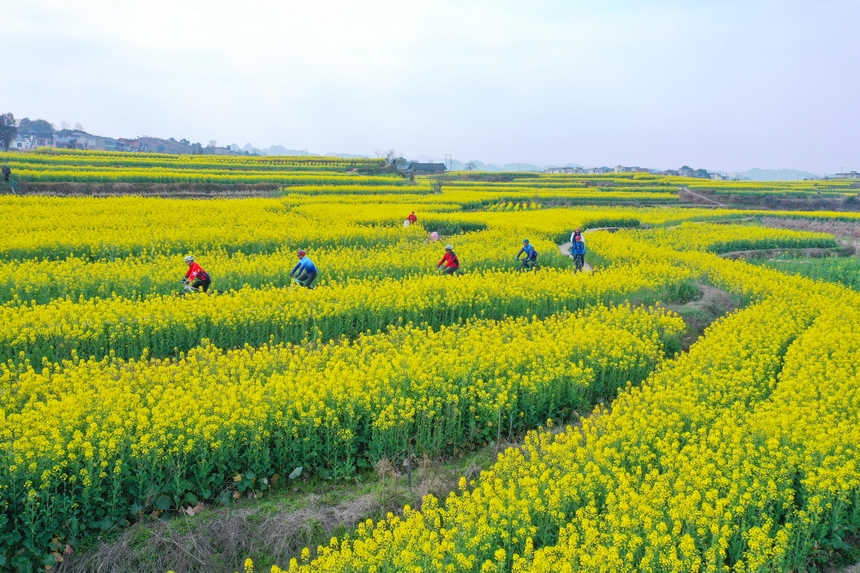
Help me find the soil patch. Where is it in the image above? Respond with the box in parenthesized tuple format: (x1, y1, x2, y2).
(680, 187, 860, 212)
(659, 283, 739, 350)
(718, 246, 854, 261)
(826, 534, 860, 572)
(679, 187, 728, 207)
(761, 218, 860, 253)
(58, 449, 496, 573)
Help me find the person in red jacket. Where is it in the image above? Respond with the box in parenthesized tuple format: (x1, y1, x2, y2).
(437, 244, 459, 275)
(183, 255, 211, 292)
(407, 211, 418, 224)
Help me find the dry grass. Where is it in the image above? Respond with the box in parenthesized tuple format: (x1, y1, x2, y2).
(761, 217, 860, 257)
(59, 454, 487, 573)
(761, 217, 860, 239)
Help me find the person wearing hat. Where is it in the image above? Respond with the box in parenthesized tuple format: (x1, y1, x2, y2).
(182, 255, 212, 292)
(437, 244, 460, 275)
(290, 249, 318, 288)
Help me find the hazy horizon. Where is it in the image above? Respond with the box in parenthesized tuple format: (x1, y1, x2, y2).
(3, 0, 858, 174)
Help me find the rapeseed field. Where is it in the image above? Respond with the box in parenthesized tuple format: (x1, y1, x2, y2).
(2, 153, 858, 572)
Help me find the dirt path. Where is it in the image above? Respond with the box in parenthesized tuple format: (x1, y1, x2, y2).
(679, 187, 728, 207)
(717, 246, 854, 260)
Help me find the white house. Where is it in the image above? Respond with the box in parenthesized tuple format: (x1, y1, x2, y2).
(9, 134, 34, 150)
(10, 133, 54, 150)
(545, 167, 584, 174)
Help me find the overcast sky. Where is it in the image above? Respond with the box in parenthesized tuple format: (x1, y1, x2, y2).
(3, 0, 857, 173)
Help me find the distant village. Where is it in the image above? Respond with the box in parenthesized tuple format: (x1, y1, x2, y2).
(545, 165, 859, 180)
(544, 165, 740, 180)
(5, 117, 858, 180)
(3, 123, 741, 179)
(8, 118, 246, 156)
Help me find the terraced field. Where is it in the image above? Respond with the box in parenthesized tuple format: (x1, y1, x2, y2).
(2, 151, 860, 572)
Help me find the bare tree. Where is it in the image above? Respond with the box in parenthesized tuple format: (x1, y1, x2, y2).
(375, 148, 406, 177)
(60, 120, 70, 130)
(466, 162, 477, 172)
(0, 113, 17, 151)
(74, 122, 84, 132)
(374, 148, 402, 166)
(430, 173, 446, 194)
(208, 140, 218, 148)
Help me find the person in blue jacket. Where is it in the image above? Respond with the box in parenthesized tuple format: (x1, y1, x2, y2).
(515, 238, 538, 269)
(290, 249, 318, 288)
(570, 228, 586, 271)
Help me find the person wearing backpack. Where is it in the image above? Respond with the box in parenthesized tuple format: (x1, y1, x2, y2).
(570, 228, 586, 271)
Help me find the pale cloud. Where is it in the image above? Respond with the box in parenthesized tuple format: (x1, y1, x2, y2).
(2, 0, 858, 173)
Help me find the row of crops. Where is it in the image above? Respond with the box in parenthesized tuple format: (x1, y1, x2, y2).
(3, 149, 855, 199)
(7, 169, 403, 186)
(274, 249, 860, 573)
(0, 149, 383, 172)
(2, 171, 860, 571)
(442, 173, 856, 197)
